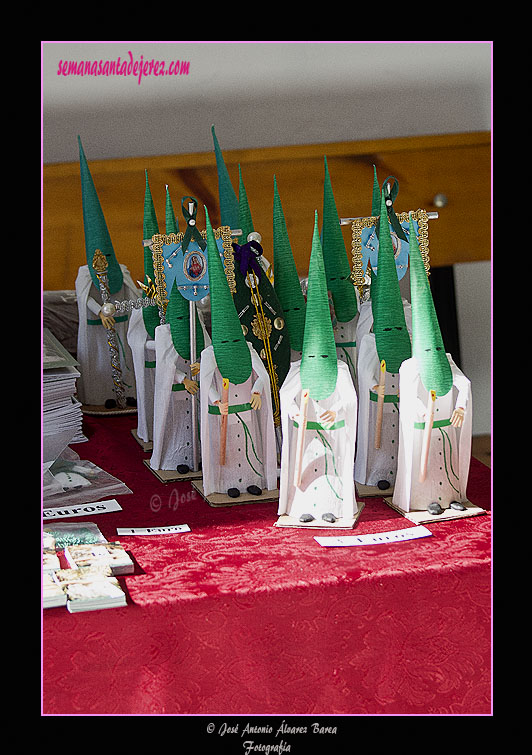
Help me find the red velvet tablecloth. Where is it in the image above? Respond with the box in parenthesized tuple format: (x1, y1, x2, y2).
(42, 415, 492, 716)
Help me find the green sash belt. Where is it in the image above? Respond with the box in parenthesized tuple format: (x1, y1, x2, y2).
(414, 418, 452, 430)
(370, 390, 399, 403)
(87, 314, 129, 325)
(172, 383, 186, 392)
(293, 419, 345, 431)
(335, 341, 356, 347)
(208, 402, 252, 415)
(145, 360, 156, 368)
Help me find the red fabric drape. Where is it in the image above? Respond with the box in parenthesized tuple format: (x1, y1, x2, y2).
(42, 415, 491, 715)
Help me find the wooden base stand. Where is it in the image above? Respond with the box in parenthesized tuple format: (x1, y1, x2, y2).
(191, 479, 279, 508)
(82, 404, 137, 417)
(143, 458, 202, 483)
(383, 497, 486, 524)
(355, 481, 395, 498)
(131, 429, 153, 452)
(275, 500, 365, 530)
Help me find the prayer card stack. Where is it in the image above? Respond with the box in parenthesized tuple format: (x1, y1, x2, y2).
(63, 542, 134, 576)
(54, 565, 127, 613)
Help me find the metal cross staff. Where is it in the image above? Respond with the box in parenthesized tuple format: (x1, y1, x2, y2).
(91, 248, 162, 409)
(146, 200, 241, 472)
(340, 208, 438, 293)
(91, 249, 128, 408)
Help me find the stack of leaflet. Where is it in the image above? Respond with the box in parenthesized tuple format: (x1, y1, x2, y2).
(42, 328, 86, 466)
(55, 565, 128, 613)
(42, 530, 67, 608)
(42, 523, 131, 612)
(64, 542, 134, 576)
(42, 530, 61, 573)
(43, 572, 68, 609)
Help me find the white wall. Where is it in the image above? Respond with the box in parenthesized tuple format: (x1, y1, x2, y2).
(454, 261, 492, 436)
(42, 41, 492, 162)
(42, 41, 492, 435)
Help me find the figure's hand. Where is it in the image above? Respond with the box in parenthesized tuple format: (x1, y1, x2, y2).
(250, 392, 262, 410)
(190, 362, 200, 377)
(99, 310, 115, 329)
(215, 399, 228, 416)
(183, 378, 199, 395)
(372, 383, 386, 396)
(320, 409, 336, 427)
(451, 407, 465, 428)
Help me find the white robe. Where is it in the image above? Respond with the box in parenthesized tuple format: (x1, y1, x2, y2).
(278, 360, 358, 521)
(199, 343, 277, 497)
(354, 332, 405, 488)
(75, 265, 138, 406)
(392, 355, 472, 512)
(334, 316, 358, 388)
(149, 319, 211, 471)
(127, 307, 156, 442)
(354, 300, 374, 351)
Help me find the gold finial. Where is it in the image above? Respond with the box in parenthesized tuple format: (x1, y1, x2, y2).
(138, 275, 158, 299)
(92, 248, 108, 273)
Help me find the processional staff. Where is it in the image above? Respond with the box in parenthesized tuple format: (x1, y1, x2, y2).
(419, 390, 436, 483)
(339, 211, 439, 225)
(145, 198, 241, 472)
(91, 247, 164, 409)
(91, 248, 128, 409)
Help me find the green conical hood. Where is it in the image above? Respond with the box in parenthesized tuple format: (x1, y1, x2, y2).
(238, 165, 254, 242)
(143, 171, 159, 239)
(371, 189, 411, 374)
(369, 264, 378, 309)
(142, 171, 161, 339)
(371, 164, 381, 216)
(205, 206, 252, 384)
(166, 280, 205, 360)
(321, 156, 358, 322)
(78, 136, 123, 294)
(300, 212, 338, 401)
(165, 186, 179, 234)
(272, 176, 306, 351)
(211, 125, 239, 230)
(408, 214, 453, 397)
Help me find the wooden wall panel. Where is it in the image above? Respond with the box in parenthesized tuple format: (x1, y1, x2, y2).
(42, 132, 491, 291)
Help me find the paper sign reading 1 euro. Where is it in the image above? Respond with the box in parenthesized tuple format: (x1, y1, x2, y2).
(314, 525, 432, 547)
(116, 525, 191, 536)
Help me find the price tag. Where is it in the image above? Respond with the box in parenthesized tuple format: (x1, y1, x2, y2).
(43, 499, 123, 520)
(116, 524, 191, 536)
(314, 525, 432, 547)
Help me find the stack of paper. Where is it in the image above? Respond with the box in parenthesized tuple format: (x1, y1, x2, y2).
(43, 572, 68, 608)
(42, 329, 85, 465)
(42, 531, 60, 573)
(54, 565, 127, 613)
(64, 542, 134, 576)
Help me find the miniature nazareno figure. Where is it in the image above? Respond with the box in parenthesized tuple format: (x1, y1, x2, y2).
(392, 215, 472, 515)
(199, 207, 278, 500)
(277, 212, 359, 526)
(75, 137, 138, 410)
(355, 187, 412, 492)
